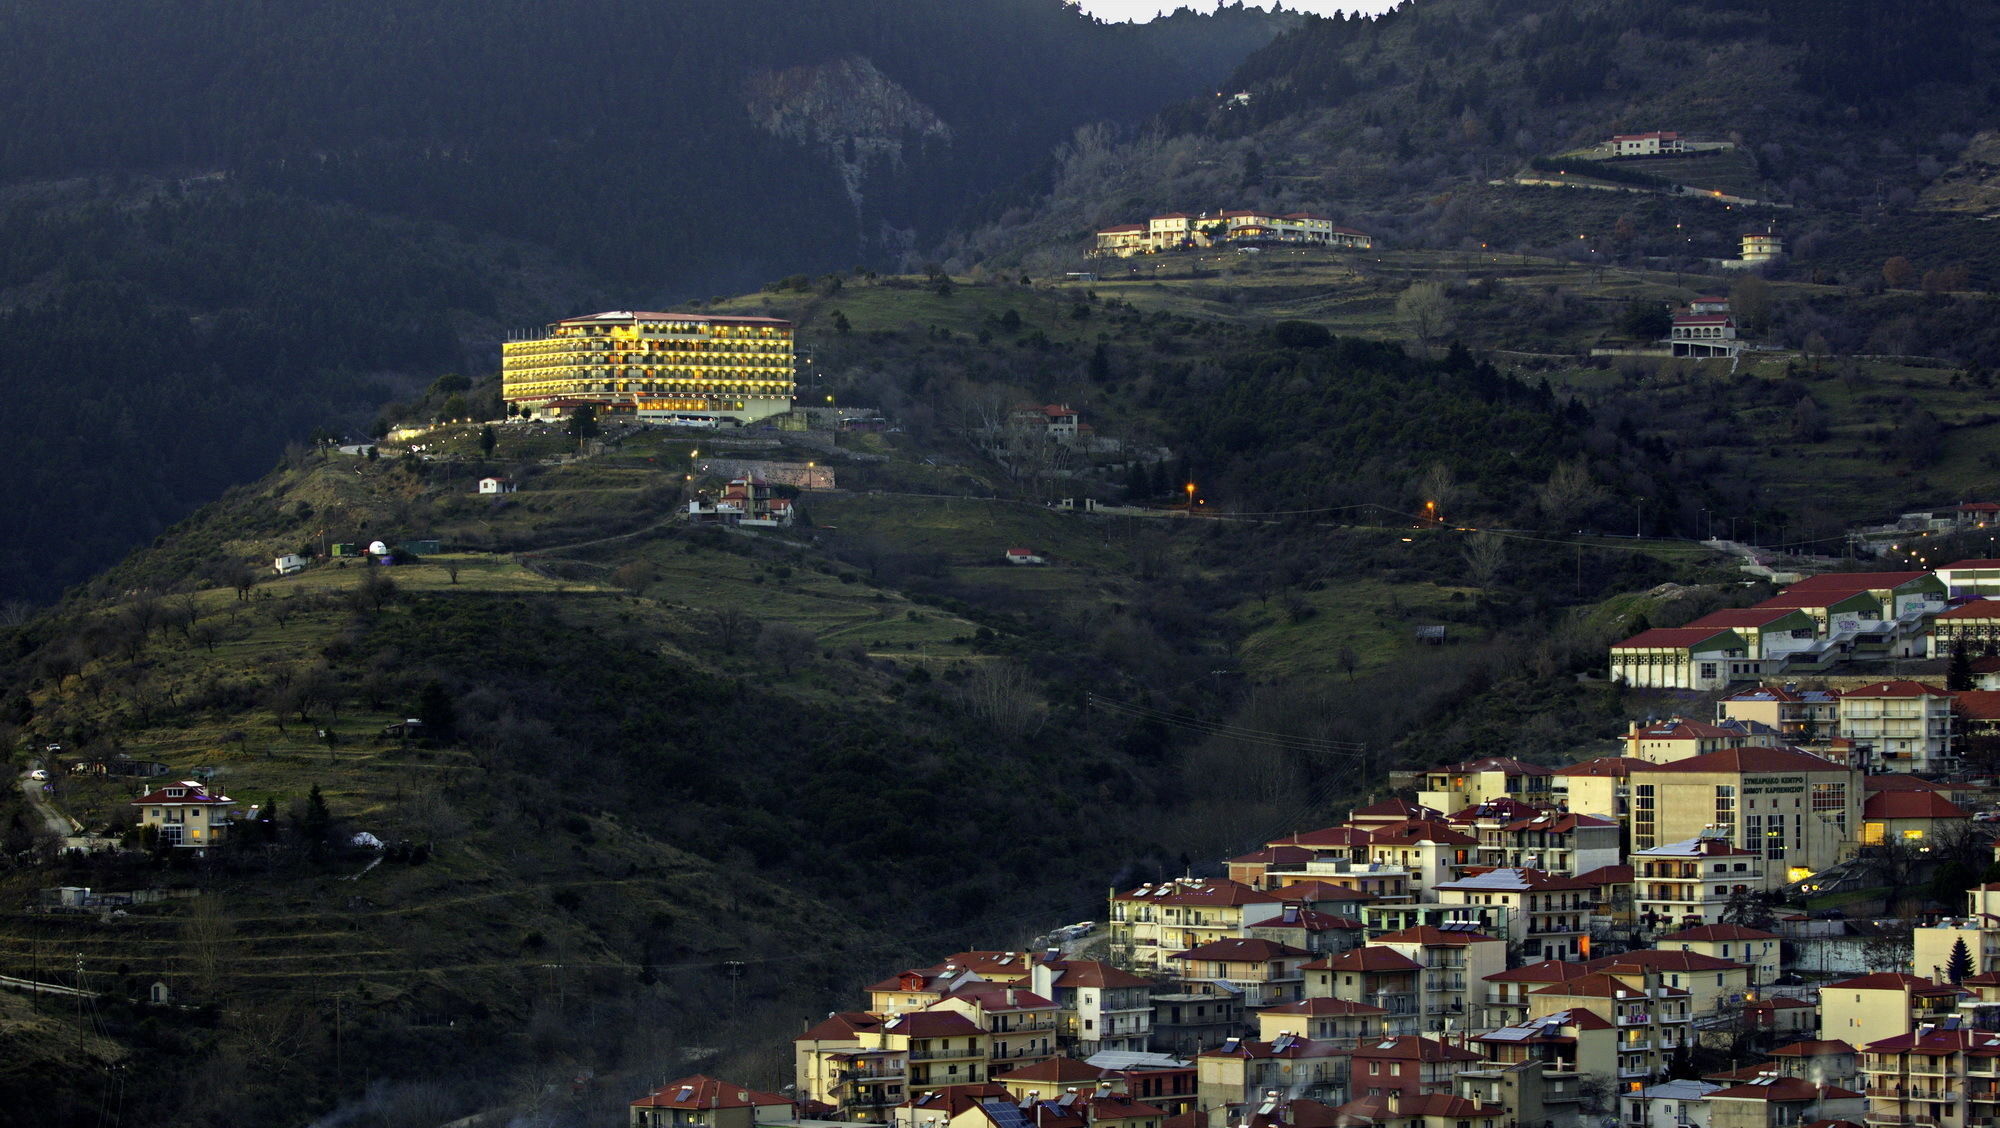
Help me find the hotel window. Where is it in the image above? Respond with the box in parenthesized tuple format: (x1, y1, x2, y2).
(1714, 786, 1736, 833)
(1634, 785, 1656, 850)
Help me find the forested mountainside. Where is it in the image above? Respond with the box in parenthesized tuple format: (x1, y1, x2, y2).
(0, 0, 1293, 287)
(0, 0, 1296, 605)
(953, 0, 2000, 272)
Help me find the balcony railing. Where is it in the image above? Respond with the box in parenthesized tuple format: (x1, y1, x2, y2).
(993, 1020, 1057, 1033)
(907, 1048, 977, 1061)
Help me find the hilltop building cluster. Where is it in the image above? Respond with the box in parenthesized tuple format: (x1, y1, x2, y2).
(501, 310, 796, 425)
(1092, 210, 1372, 257)
(1610, 561, 2000, 707)
(720, 720, 2000, 1128)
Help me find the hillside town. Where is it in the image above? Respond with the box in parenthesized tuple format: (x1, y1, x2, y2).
(606, 556, 2000, 1128)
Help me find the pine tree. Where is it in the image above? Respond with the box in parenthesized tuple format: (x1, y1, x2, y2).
(1948, 936, 1974, 984)
(1949, 640, 1975, 691)
(479, 424, 497, 459)
(302, 784, 331, 845)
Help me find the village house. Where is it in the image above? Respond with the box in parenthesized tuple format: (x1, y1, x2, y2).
(931, 985, 1063, 1070)
(1470, 812, 1621, 876)
(1347, 1036, 1484, 1103)
(1197, 1035, 1350, 1111)
(477, 475, 516, 494)
(1108, 880, 1284, 973)
(1609, 131, 1686, 155)
(1415, 757, 1554, 812)
(1631, 836, 1769, 928)
(1241, 905, 1365, 957)
(794, 1012, 904, 1121)
(1701, 1075, 1861, 1128)
(1526, 968, 1694, 1081)
(1029, 957, 1155, 1056)
(1818, 973, 1963, 1048)
(131, 780, 241, 849)
(1365, 925, 1507, 1033)
(1304, 947, 1424, 1037)
(1254, 996, 1389, 1045)
(1361, 820, 1477, 899)
(1669, 313, 1743, 359)
(1716, 685, 1843, 743)
(1856, 1027, 2000, 1128)
(1861, 786, 1970, 846)
(1166, 937, 1311, 1010)
(1432, 868, 1596, 961)
(628, 1075, 793, 1128)
(1654, 924, 1782, 985)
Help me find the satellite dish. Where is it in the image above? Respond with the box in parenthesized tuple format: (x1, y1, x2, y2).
(368, 541, 390, 555)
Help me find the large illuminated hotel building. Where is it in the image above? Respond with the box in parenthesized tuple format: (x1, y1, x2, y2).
(502, 311, 795, 424)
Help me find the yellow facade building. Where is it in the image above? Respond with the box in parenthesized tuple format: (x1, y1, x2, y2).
(502, 310, 795, 423)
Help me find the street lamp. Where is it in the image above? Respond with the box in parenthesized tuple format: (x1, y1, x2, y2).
(1425, 500, 1438, 525)
(1185, 482, 1197, 512)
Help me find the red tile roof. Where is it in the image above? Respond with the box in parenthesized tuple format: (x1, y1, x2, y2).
(1043, 960, 1152, 990)
(1368, 926, 1502, 946)
(1840, 680, 1951, 698)
(1348, 798, 1444, 821)
(1941, 559, 2000, 570)
(1274, 880, 1377, 903)
(883, 1011, 986, 1038)
(1612, 627, 1737, 649)
(1363, 819, 1477, 847)
(1428, 756, 1553, 776)
(1556, 756, 1660, 777)
(1788, 571, 1934, 591)
(1484, 959, 1582, 984)
(1348, 1035, 1482, 1063)
(1230, 845, 1319, 866)
(1271, 827, 1375, 849)
(1957, 690, 2000, 720)
(561, 311, 790, 327)
(1825, 972, 1959, 994)
(1305, 948, 1422, 973)
(1936, 600, 2000, 620)
(1755, 590, 1879, 610)
(1686, 607, 1811, 628)
(1708, 1078, 1860, 1101)
(1864, 773, 1949, 792)
(796, 1011, 887, 1042)
(631, 1075, 792, 1110)
(1112, 879, 1278, 907)
(1534, 972, 1690, 998)
(1171, 937, 1309, 962)
(131, 781, 234, 805)
(994, 1059, 1111, 1084)
(1863, 790, 1971, 820)
(1646, 746, 1846, 774)
(1247, 907, 1364, 932)
(1260, 997, 1388, 1017)
(1767, 1039, 1856, 1056)
(1588, 950, 1746, 974)
(1655, 924, 1780, 942)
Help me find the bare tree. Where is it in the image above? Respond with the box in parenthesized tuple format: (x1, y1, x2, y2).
(1535, 459, 1604, 530)
(754, 623, 818, 675)
(957, 662, 1049, 737)
(1395, 282, 1453, 350)
(611, 561, 654, 595)
(707, 607, 754, 653)
(1462, 531, 1507, 592)
(182, 894, 235, 999)
(1415, 462, 1460, 522)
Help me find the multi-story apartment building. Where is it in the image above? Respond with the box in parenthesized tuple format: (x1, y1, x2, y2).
(1107, 879, 1283, 972)
(1028, 958, 1154, 1055)
(1717, 685, 1843, 743)
(1527, 970, 1694, 1085)
(1930, 599, 2000, 658)
(1363, 820, 1477, 899)
(1840, 681, 1956, 775)
(1475, 1009, 1612, 1093)
(502, 310, 795, 423)
(1167, 938, 1309, 1009)
(1631, 836, 1768, 928)
(1433, 868, 1596, 960)
(931, 986, 1061, 1071)
(1197, 1035, 1351, 1110)
(1243, 905, 1365, 957)
(1306, 947, 1424, 1036)
(1368, 925, 1507, 1033)
(1256, 996, 1390, 1045)
(1584, 951, 1748, 1020)
(1655, 925, 1781, 985)
(1821, 974, 1964, 1048)
(1480, 961, 1581, 1029)
(884, 1011, 990, 1090)
(1703, 1075, 1862, 1128)
(795, 1012, 903, 1122)
(1471, 812, 1621, 876)
(1625, 719, 1755, 765)
(1857, 1027, 2000, 1128)
(1349, 1036, 1486, 1103)
(1625, 1078, 1722, 1128)
(1416, 757, 1556, 811)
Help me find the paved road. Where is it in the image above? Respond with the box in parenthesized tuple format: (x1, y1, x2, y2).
(17, 763, 78, 837)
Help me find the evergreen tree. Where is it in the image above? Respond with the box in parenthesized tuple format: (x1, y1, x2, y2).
(302, 784, 331, 846)
(1948, 936, 1974, 984)
(566, 405, 599, 446)
(1950, 640, 1975, 691)
(479, 425, 497, 459)
(418, 678, 458, 742)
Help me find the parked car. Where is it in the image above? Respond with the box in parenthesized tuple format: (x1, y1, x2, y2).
(27, 769, 47, 781)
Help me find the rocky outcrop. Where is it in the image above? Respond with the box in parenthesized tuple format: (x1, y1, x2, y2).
(744, 55, 952, 215)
